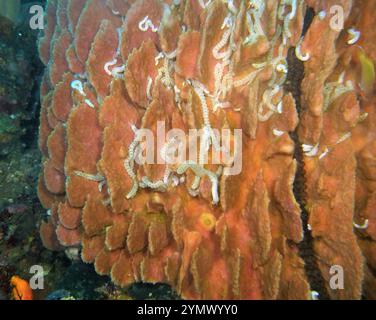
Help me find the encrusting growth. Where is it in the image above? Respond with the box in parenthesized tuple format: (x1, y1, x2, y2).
(37, 0, 376, 300)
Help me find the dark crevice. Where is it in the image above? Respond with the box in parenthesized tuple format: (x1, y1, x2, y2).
(302, 7, 315, 37)
(284, 7, 330, 300)
(20, 67, 44, 149)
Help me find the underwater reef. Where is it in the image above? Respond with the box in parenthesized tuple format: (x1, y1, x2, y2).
(0, 0, 81, 300)
(36, 0, 376, 300)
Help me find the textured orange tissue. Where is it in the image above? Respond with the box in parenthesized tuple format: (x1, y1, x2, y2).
(37, 0, 376, 300)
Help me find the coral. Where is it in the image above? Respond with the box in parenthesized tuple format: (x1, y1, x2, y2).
(297, 0, 376, 299)
(38, 0, 376, 300)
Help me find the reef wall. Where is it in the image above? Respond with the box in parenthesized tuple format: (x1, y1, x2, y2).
(37, 0, 376, 299)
